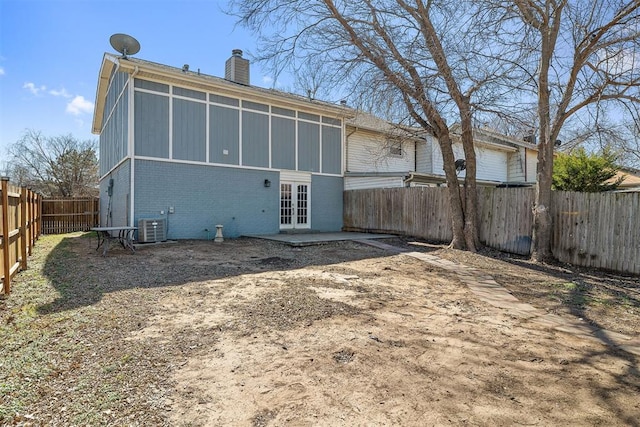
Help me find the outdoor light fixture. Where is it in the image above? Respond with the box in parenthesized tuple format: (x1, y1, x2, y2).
(264, 179, 271, 188)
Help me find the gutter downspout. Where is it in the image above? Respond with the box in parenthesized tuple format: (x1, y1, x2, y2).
(345, 125, 358, 173)
(129, 65, 139, 228)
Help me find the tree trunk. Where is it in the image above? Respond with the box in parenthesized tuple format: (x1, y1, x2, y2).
(530, 12, 556, 262)
(437, 133, 468, 250)
(531, 184, 553, 261)
(531, 137, 554, 261)
(459, 107, 479, 252)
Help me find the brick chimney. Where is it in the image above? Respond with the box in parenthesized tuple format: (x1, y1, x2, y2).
(225, 49, 250, 85)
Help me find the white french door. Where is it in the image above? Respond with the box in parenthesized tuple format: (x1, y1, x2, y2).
(280, 182, 310, 230)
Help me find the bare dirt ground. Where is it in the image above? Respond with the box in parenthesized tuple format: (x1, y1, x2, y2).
(1, 233, 639, 426)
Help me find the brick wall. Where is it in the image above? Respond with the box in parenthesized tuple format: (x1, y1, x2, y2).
(134, 160, 280, 239)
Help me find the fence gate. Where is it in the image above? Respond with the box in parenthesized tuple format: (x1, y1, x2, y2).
(41, 198, 99, 234)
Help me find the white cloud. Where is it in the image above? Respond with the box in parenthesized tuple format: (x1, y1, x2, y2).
(49, 88, 72, 98)
(599, 48, 638, 75)
(23, 82, 46, 95)
(262, 76, 274, 85)
(0, 67, 5, 76)
(66, 95, 94, 116)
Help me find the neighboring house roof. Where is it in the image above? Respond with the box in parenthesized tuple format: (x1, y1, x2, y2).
(608, 167, 640, 192)
(92, 53, 353, 134)
(346, 116, 538, 154)
(449, 123, 538, 152)
(346, 110, 429, 141)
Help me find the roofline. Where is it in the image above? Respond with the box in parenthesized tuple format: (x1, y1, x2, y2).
(344, 171, 411, 177)
(449, 123, 538, 151)
(92, 54, 119, 134)
(92, 53, 353, 135)
(405, 172, 509, 187)
(345, 122, 429, 141)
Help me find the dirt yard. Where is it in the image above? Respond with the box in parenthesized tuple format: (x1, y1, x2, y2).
(1, 233, 639, 426)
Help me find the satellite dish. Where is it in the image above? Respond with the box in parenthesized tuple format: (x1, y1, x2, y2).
(109, 33, 140, 58)
(455, 159, 466, 173)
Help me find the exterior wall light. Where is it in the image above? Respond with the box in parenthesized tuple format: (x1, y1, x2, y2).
(264, 179, 271, 188)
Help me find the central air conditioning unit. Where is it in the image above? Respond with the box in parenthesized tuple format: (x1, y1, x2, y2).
(138, 218, 167, 243)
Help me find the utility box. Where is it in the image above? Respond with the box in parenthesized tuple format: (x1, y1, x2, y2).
(138, 218, 167, 243)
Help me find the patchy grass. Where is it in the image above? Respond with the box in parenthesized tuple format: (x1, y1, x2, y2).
(0, 233, 170, 425)
(1, 234, 69, 420)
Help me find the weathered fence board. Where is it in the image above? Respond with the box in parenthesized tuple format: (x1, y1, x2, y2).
(344, 187, 639, 275)
(1, 178, 41, 295)
(478, 187, 534, 255)
(41, 198, 99, 234)
(551, 191, 639, 274)
(344, 187, 453, 242)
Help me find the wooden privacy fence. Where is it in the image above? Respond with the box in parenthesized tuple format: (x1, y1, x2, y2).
(344, 186, 455, 243)
(41, 197, 99, 234)
(1, 177, 41, 295)
(344, 187, 640, 275)
(552, 191, 639, 274)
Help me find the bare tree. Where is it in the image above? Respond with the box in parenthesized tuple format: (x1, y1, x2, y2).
(621, 122, 640, 168)
(230, 0, 521, 251)
(292, 56, 337, 102)
(7, 130, 99, 197)
(507, 0, 640, 261)
(610, 120, 640, 168)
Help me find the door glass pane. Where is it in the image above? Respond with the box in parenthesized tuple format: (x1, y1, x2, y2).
(297, 184, 308, 225)
(280, 183, 292, 225)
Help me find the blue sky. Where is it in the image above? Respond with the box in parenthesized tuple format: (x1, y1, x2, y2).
(0, 0, 278, 160)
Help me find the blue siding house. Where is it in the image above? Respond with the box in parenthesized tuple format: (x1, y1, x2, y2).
(92, 50, 349, 240)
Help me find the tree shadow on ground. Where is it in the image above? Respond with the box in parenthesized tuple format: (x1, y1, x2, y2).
(496, 251, 640, 332)
(465, 245, 640, 424)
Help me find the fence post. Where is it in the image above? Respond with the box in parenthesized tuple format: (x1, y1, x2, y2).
(1, 177, 11, 295)
(20, 187, 28, 270)
(27, 190, 33, 256)
(37, 195, 42, 237)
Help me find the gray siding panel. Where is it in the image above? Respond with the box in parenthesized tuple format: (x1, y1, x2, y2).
(173, 98, 206, 162)
(298, 121, 320, 172)
(135, 91, 169, 158)
(210, 94, 239, 106)
(272, 106, 295, 117)
(310, 174, 343, 231)
(100, 87, 128, 175)
(271, 116, 295, 170)
(242, 100, 269, 112)
(242, 111, 269, 167)
(322, 125, 341, 174)
(173, 86, 206, 100)
(210, 105, 240, 164)
(299, 112, 320, 122)
(103, 71, 128, 125)
(134, 78, 169, 93)
(134, 160, 280, 238)
(99, 159, 130, 227)
(322, 116, 341, 126)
